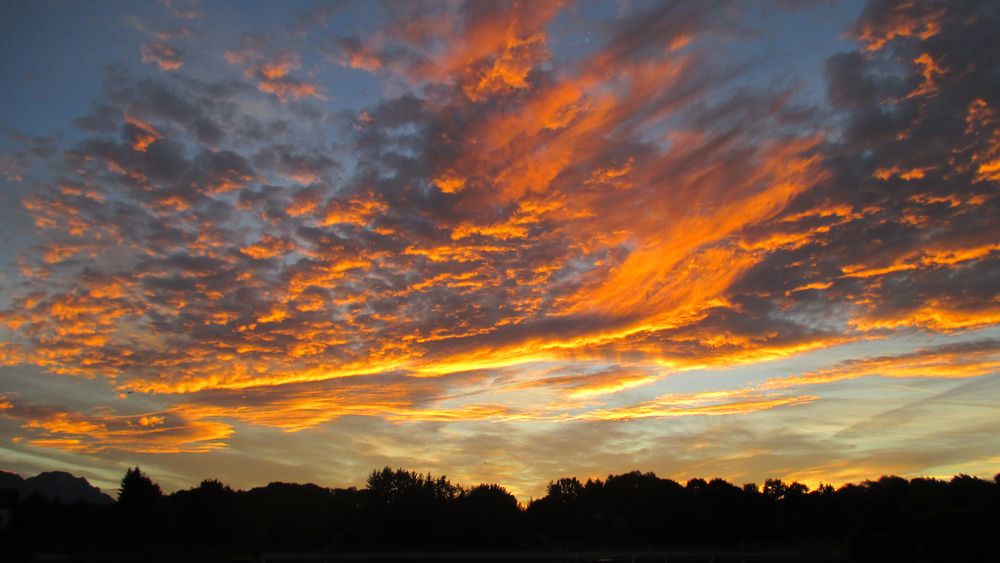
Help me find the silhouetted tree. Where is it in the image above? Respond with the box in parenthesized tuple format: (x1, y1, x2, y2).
(546, 477, 583, 503)
(456, 484, 520, 547)
(364, 467, 460, 546)
(240, 482, 339, 545)
(763, 478, 789, 500)
(6, 466, 1000, 559)
(171, 479, 237, 544)
(118, 466, 162, 506)
(117, 466, 163, 538)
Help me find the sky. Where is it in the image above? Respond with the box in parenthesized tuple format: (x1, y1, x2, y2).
(0, 0, 998, 500)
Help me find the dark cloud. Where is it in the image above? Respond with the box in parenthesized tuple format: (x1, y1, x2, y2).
(721, 0, 1000, 342)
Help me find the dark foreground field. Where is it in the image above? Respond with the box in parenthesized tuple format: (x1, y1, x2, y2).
(0, 547, 852, 562)
(3, 467, 998, 562)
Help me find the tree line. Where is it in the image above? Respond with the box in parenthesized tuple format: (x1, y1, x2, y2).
(3, 467, 999, 560)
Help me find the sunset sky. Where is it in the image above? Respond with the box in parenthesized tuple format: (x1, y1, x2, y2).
(1, 0, 998, 500)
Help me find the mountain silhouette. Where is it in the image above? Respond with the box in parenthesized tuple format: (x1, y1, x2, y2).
(0, 470, 113, 504)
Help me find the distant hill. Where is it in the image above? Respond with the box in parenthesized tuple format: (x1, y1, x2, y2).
(0, 470, 113, 504)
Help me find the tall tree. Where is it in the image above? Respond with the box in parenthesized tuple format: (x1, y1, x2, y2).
(117, 467, 163, 537)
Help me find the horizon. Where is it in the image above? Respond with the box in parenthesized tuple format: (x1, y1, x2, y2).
(8, 464, 999, 504)
(1, 0, 999, 503)
(9, 466, 1000, 560)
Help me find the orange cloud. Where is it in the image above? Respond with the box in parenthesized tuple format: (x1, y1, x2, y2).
(850, 304, 1000, 333)
(257, 80, 326, 102)
(0, 398, 232, 454)
(140, 42, 183, 71)
(124, 115, 163, 152)
(225, 48, 325, 101)
(905, 53, 946, 99)
(580, 389, 816, 421)
(763, 340, 1000, 389)
(463, 33, 547, 101)
(855, 4, 943, 52)
(240, 236, 295, 260)
(508, 368, 659, 400)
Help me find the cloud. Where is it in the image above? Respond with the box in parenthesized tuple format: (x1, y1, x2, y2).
(0, 0, 997, 481)
(140, 42, 184, 71)
(225, 36, 326, 101)
(500, 365, 658, 400)
(159, 0, 200, 21)
(579, 389, 817, 421)
(9, 1, 992, 390)
(0, 394, 231, 453)
(851, 0, 944, 52)
(763, 339, 1000, 389)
